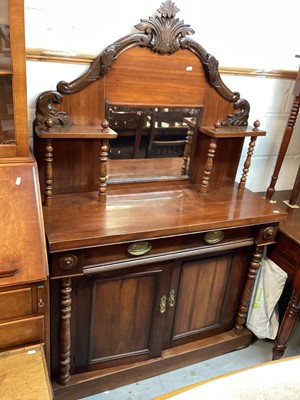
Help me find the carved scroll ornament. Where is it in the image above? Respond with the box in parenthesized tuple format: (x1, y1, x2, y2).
(34, 1, 249, 131)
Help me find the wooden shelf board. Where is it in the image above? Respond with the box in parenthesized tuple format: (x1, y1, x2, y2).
(36, 125, 118, 139)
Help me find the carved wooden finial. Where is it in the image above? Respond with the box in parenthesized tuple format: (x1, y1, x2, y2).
(214, 120, 221, 131)
(253, 120, 260, 131)
(101, 119, 109, 133)
(158, 0, 180, 18)
(45, 118, 54, 132)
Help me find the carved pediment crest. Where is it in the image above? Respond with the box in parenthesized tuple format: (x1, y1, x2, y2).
(135, 0, 194, 54)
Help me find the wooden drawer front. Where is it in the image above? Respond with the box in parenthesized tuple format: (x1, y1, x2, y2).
(0, 288, 34, 321)
(0, 315, 44, 350)
(51, 226, 255, 277)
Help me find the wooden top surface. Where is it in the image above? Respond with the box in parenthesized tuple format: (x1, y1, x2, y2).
(43, 183, 287, 252)
(0, 161, 48, 286)
(0, 345, 52, 399)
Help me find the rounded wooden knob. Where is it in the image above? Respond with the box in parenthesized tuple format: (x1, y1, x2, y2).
(59, 255, 78, 270)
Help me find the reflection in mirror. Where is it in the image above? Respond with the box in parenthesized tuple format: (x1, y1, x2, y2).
(106, 103, 202, 182)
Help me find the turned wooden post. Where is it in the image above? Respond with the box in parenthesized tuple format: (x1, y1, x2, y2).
(239, 136, 257, 189)
(44, 138, 53, 207)
(266, 66, 300, 201)
(234, 246, 264, 334)
(200, 138, 218, 194)
(272, 288, 300, 360)
(58, 277, 72, 385)
(99, 120, 110, 202)
(181, 126, 194, 175)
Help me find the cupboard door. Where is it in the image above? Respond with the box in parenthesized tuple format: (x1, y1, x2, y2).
(73, 263, 172, 372)
(171, 250, 248, 346)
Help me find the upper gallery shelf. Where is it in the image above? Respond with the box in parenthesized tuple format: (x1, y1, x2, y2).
(33, 0, 265, 199)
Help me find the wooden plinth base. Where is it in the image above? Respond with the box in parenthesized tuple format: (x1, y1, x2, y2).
(52, 328, 252, 400)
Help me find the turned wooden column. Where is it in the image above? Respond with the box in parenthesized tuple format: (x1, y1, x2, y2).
(234, 246, 264, 334)
(58, 277, 72, 385)
(266, 66, 300, 201)
(199, 138, 218, 194)
(99, 138, 109, 202)
(44, 138, 53, 207)
(272, 288, 300, 360)
(181, 126, 194, 175)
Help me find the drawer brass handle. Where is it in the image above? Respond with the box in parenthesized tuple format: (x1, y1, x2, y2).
(38, 299, 45, 308)
(168, 289, 176, 308)
(204, 231, 224, 244)
(127, 241, 152, 256)
(159, 295, 167, 314)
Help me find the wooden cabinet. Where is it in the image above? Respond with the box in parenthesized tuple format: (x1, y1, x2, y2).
(0, 161, 49, 360)
(50, 249, 249, 377)
(0, 0, 49, 365)
(32, 2, 287, 398)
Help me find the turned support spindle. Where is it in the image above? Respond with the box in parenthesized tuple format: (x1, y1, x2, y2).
(58, 277, 72, 385)
(266, 97, 300, 201)
(181, 126, 194, 175)
(44, 137, 53, 206)
(99, 119, 110, 202)
(233, 246, 264, 334)
(239, 121, 260, 189)
(199, 122, 220, 194)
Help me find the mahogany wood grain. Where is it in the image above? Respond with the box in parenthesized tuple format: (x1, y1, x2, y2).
(43, 183, 286, 252)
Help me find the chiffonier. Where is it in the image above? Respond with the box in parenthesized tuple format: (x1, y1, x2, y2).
(32, 2, 286, 398)
(0, 0, 49, 363)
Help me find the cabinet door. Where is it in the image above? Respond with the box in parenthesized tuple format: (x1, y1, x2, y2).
(72, 262, 173, 372)
(170, 250, 249, 346)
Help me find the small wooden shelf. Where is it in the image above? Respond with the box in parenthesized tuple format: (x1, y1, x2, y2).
(199, 125, 266, 138)
(35, 123, 118, 206)
(36, 125, 118, 140)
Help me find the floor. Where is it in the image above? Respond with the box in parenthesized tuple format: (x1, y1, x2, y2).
(81, 319, 300, 400)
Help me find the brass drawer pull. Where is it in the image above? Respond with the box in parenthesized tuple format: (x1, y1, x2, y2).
(159, 295, 167, 314)
(204, 231, 224, 244)
(168, 289, 176, 307)
(127, 241, 152, 256)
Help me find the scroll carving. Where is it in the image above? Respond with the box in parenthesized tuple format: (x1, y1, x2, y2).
(35, 91, 72, 129)
(222, 98, 250, 126)
(33, 1, 250, 131)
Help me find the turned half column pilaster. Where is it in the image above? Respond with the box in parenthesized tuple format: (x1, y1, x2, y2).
(234, 246, 264, 334)
(58, 277, 72, 385)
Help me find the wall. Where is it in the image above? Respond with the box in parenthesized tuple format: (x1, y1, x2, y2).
(24, 0, 300, 193)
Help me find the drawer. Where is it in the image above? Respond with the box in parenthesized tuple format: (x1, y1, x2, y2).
(0, 315, 44, 350)
(0, 285, 45, 322)
(0, 288, 34, 321)
(51, 226, 255, 277)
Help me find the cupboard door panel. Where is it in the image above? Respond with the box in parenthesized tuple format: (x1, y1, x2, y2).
(73, 263, 171, 372)
(172, 251, 247, 343)
(90, 273, 157, 361)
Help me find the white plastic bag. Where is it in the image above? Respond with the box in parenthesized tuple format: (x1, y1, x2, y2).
(246, 256, 287, 339)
